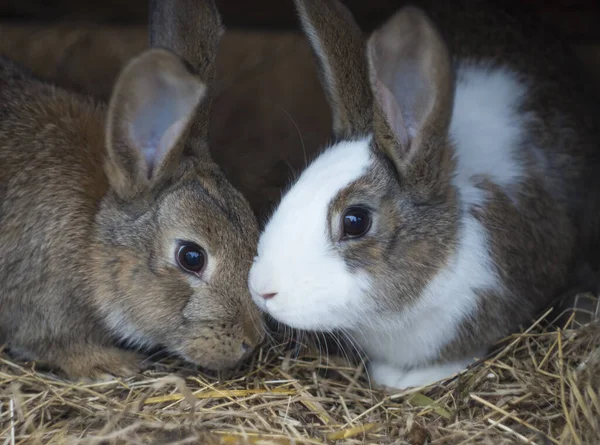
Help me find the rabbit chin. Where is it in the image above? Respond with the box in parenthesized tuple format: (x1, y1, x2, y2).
(175, 339, 249, 371)
(258, 295, 365, 332)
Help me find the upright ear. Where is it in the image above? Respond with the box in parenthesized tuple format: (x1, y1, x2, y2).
(367, 6, 454, 179)
(293, 0, 372, 140)
(149, 0, 222, 154)
(105, 49, 206, 199)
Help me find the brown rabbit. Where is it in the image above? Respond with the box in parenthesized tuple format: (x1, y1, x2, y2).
(0, 0, 264, 381)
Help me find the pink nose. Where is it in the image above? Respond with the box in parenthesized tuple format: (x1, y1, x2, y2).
(262, 292, 277, 300)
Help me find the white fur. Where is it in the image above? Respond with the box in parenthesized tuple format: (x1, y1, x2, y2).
(249, 138, 373, 330)
(250, 62, 533, 389)
(369, 358, 474, 389)
(451, 63, 529, 206)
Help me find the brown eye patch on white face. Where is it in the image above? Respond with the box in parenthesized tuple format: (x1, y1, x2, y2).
(326, 159, 394, 247)
(325, 166, 390, 267)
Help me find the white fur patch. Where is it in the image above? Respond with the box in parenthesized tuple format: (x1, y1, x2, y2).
(249, 138, 373, 330)
(369, 357, 475, 389)
(450, 63, 529, 206)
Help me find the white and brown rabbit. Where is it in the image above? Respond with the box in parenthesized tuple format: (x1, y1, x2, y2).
(0, 0, 264, 381)
(249, 0, 600, 389)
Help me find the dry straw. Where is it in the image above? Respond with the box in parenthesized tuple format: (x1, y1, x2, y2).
(1, 293, 598, 445)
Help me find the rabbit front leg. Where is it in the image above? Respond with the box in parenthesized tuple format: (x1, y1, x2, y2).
(369, 359, 474, 390)
(56, 344, 145, 382)
(3, 308, 145, 381)
(9, 340, 144, 382)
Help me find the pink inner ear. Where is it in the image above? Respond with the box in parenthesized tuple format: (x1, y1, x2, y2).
(376, 77, 410, 148)
(156, 118, 188, 168)
(132, 118, 188, 180)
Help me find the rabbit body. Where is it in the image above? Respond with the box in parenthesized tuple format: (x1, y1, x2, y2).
(0, 0, 264, 380)
(249, 0, 600, 389)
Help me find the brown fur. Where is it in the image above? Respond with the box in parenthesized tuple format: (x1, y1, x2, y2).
(294, 0, 600, 369)
(293, 0, 372, 140)
(0, 0, 264, 381)
(440, 176, 575, 360)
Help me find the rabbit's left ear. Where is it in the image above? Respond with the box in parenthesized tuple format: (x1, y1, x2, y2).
(105, 49, 206, 199)
(293, 0, 373, 140)
(367, 6, 455, 177)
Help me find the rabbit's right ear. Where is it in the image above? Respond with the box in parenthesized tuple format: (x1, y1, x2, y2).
(366, 7, 454, 184)
(293, 0, 372, 140)
(105, 49, 206, 199)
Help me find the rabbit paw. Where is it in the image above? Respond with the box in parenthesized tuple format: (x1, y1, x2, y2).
(60, 346, 145, 382)
(369, 360, 472, 390)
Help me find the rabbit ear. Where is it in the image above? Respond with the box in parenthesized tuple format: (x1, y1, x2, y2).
(293, 0, 372, 140)
(149, 0, 222, 154)
(105, 49, 206, 199)
(367, 7, 454, 181)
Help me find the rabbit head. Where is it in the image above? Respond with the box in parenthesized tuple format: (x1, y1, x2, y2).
(249, 0, 459, 332)
(91, 0, 264, 371)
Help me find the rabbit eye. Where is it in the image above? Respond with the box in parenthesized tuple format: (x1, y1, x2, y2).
(176, 242, 206, 274)
(342, 207, 372, 239)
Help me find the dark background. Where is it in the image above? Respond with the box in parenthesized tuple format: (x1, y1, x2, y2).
(0, 0, 599, 42)
(0, 0, 598, 218)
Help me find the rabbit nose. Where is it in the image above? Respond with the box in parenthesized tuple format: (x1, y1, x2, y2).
(261, 292, 277, 300)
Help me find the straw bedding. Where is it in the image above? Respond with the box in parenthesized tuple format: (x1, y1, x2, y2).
(0, 293, 598, 445)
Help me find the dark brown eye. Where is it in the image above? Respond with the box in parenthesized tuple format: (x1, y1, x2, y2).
(342, 207, 372, 239)
(176, 242, 206, 274)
